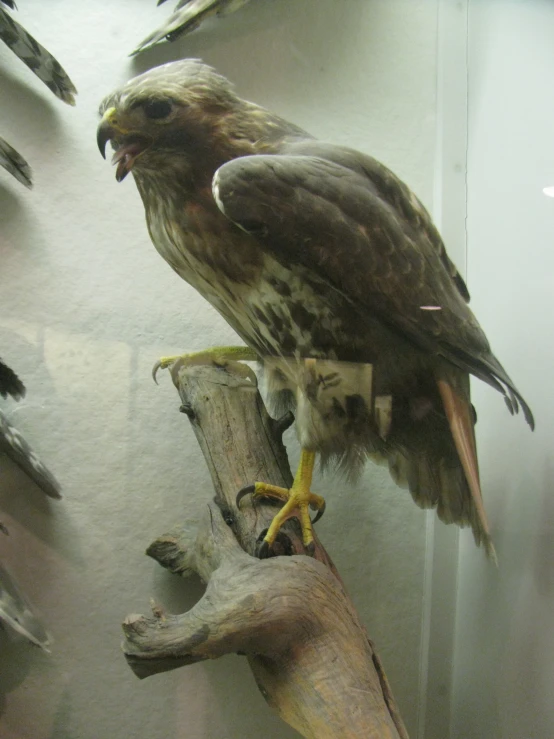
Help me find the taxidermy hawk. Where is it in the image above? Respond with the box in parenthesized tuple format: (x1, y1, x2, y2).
(97, 60, 533, 558)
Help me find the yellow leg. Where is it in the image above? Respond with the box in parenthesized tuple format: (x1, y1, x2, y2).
(152, 346, 258, 382)
(237, 449, 326, 558)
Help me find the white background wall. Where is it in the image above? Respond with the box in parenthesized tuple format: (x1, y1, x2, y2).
(451, 1, 554, 737)
(0, 2, 442, 737)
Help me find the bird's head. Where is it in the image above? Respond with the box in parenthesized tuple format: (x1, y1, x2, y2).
(97, 60, 243, 183)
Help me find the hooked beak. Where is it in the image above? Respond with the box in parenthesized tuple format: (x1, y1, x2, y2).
(97, 107, 119, 160)
(97, 107, 151, 182)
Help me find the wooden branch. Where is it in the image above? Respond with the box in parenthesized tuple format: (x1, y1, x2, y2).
(122, 362, 408, 739)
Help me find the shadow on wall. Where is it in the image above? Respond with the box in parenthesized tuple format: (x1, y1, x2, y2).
(0, 632, 49, 717)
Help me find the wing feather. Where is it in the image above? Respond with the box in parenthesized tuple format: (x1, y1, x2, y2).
(212, 147, 533, 429)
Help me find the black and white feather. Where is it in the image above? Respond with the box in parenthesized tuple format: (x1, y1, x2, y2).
(0, 3, 76, 104)
(132, 0, 251, 55)
(0, 409, 61, 499)
(0, 562, 50, 650)
(0, 137, 32, 188)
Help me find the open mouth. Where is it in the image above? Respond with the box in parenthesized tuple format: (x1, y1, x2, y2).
(97, 116, 152, 182)
(111, 138, 150, 182)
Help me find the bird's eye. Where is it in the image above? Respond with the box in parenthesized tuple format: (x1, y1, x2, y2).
(143, 99, 173, 120)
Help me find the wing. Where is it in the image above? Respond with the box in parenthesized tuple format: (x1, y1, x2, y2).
(0, 6, 76, 104)
(212, 144, 533, 429)
(0, 562, 50, 650)
(0, 409, 61, 498)
(131, 0, 251, 56)
(0, 137, 32, 188)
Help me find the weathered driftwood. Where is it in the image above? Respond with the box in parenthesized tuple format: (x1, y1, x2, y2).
(122, 361, 408, 739)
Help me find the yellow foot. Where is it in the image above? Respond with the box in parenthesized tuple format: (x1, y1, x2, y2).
(152, 346, 258, 384)
(236, 450, 325, 558)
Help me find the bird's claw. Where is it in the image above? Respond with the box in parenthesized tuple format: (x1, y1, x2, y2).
(257, 539, 272, 559)
(236, 484, 255, 507)
(237, 482, 326, 526)
(311, 499, 326, 524)
(255, 529, 294, 559)
(152, 359, 163, 384)
(153, 349, 257, 386)
(237, 482, 325, 558)
(152, 356, 183, 384)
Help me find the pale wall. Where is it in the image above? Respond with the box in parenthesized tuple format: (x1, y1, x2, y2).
(451, 1, 554, 737)
(0, 2, 440, 737)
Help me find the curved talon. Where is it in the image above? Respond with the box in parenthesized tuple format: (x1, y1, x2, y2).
(236, 484, 255, 507)
(236, 450, 323, 560)
(257, 540, 272, 559)
(152, 356, 180, 384)
(273, 410, 295, 436)
(257, 532, 314, 559)
(311, 500, 326, 524)
(152, 359, 162, 384)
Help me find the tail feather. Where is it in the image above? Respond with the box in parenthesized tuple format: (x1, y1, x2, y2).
(382, 366, 497, 560)
(387, 446, 496, 559)
(436, 376, 496, 561)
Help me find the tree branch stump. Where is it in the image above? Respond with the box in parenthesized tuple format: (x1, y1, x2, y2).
(122, 361, 409, 739)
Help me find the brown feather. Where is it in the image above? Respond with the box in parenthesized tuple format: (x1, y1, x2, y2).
(436, 375, 496, 561)
(98, 61, 532, 557)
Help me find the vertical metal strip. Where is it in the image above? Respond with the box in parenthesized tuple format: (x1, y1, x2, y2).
(418, 2, 469, 738)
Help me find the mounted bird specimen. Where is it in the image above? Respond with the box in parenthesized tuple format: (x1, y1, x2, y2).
(132, 0, 251, 55)
(97, 60, 533, 560)
(0, 0, 76, 186)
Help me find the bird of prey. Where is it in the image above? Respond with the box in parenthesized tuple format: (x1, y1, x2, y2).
(97, 60, 533, 558)
(132, 0, 251, 56)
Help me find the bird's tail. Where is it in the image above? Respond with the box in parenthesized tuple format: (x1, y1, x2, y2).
(385, 366, 496, 560)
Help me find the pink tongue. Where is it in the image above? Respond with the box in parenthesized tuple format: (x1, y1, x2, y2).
(115, 153, 132, 182)
(112, 144, 142, 182)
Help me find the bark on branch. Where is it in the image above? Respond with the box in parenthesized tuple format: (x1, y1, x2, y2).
(122, 361, 408, 739)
